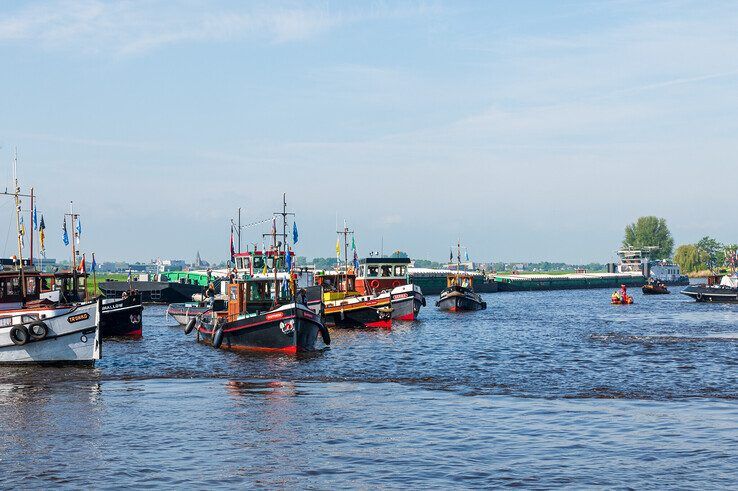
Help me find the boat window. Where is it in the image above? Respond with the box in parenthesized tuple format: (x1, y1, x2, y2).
(26, 277, 38, 295)
(367, 266, 379, 277)
(381, 266, 392, 277)
(359, 265, 366, 277)
(21, 314, 39, 323)
(253, 256, 264, 272)
(394, 266, 406, 276)
(0, 317, 11, 327)
(5, 277, 20, 297)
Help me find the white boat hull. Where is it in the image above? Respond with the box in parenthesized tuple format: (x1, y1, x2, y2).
(0, 301, 101, 364)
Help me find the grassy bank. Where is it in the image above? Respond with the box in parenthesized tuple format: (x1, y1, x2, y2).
(86, 273, 129, 296)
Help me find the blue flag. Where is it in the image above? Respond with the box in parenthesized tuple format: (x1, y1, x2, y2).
(353, 249, 359, 270)
(62, 218, 69, 246)
(465, 250, 469, 261)
(285, 248, 292, 271)
(76, 219, 82, 237)
(91, 254, 97, 273)
(33, 206, 37, 230)
(292, 221, 298, 244)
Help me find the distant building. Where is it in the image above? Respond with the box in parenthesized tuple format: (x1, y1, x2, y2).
(156, 258, 186, 272)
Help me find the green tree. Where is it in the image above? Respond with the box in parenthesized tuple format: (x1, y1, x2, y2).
(623, 216, 674, 259)
(724, 244, 738, 272)
(391, 250, 409, 258)
(696, 236, 724, 272)
(673, 244, 704, 273)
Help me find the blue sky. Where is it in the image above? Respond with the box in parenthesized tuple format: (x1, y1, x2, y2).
(1, 0, 736, 264)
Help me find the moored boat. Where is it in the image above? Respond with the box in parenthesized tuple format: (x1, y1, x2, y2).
(681, 275, 738, 303)
(317, 271, 394, 328)
(355, 257, 425, 321)
(0, 298, 101, 365)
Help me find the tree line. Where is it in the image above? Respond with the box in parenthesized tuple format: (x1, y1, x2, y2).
(623, 216, 737, 274)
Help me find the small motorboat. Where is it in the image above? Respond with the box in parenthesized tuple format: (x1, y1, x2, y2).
(642, 279, 669, 295)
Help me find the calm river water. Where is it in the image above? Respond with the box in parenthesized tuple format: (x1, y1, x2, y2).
(1, 288, 737, 488)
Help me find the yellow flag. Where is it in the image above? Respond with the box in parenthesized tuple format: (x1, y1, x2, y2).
(335, 237, 341, 257)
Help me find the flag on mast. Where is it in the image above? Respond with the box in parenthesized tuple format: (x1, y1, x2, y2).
(335, 237, 341, 257)
(19, 216, 25, 248)
(62, 218, 69, 246)
(91, 253, 97, 273)
(76, 219, 82, 245)
(39, 215, 46, 253)
(78, 254, 86, 273)
(33, 206, 37, 230)
(230, 225, 235, 261)
(292, 221, 299, 244)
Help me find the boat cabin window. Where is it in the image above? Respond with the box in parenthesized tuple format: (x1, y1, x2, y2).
(21, 314, 39, 323)
(0, 316, 12, 327)
(26, 277, 38, 295)
(381, 265, 392, 277)
(367, 266, 379, 277)
(394, 266, 406, 276)
(0, 277, 22, 301)
(253, 255, 265, 272)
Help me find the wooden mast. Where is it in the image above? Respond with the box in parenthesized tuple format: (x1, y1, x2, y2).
(12, 149, 26, 301)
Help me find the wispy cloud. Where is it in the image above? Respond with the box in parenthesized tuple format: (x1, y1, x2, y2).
(0, 0, 434, 55)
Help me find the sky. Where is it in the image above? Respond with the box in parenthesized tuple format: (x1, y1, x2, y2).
(1, 0, 737, 264)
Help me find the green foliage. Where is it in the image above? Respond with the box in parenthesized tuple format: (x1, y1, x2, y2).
(623, 216, 674, 259)
(696, 236, 724, 272)
(391, 250, 409, 258)
(310, 257, 338, 270)
(413, 259, 442, 268)
(673, 244, 705, 273)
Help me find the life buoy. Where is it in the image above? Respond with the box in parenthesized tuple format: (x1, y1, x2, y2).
(212, 327, 224, 349)
(392, 280, 401, 288)
(318, 323, 331, 345)
(696, 293, 703, 301)
(10, 326, 29, 346)
(184, 318, 196, 335)
(28, 321, 48, 341)
(370, 279, 380, 290)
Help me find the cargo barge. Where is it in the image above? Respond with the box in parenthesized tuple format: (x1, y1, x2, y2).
(409, 269, 498, 295)
(492, 272, 645, 292)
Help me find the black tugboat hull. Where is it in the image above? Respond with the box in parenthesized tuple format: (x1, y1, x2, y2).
(323, 302, 392, 329)
(681, 285, 738, 303)
(99, 293, 144, 337)
(436, 286, 487, 312)
(436, 295, 486, 312)
(197, 307, 325, 353)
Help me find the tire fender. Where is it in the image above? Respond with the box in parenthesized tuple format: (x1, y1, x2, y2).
(184, 318, 196, 335)
(212, 327, 224, 349)
(28, 321, 48, 341)
(10, 326, 29, 346)
(318, 323, 331, 345)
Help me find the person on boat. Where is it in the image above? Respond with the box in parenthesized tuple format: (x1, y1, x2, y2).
(299, 288, 308, 306)
(206, 282, 216, 309)
(619, 284, 630, 303)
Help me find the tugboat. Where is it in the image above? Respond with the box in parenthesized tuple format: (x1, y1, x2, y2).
(185, 197, 329, 352)
(355, 256, 425, 321)
(681, 274, 738, 303)
(436, 242, 487, 312)
(54, 206, 144, 338)
(0, 167, 101, 363)
(317, 270, 394, 328)
(642, 278, 669, 295)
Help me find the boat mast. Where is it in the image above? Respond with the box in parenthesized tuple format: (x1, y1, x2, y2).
(12, 149, 27, 301)
(336, 221, 354, 292)
(273, 193, 294, 257)
(29, 187, 34, 267)
(65, 202, 79, 299)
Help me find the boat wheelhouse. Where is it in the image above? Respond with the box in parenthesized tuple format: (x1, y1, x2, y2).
(436, 273, 487, 312)
(315, 270, 394, 329)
